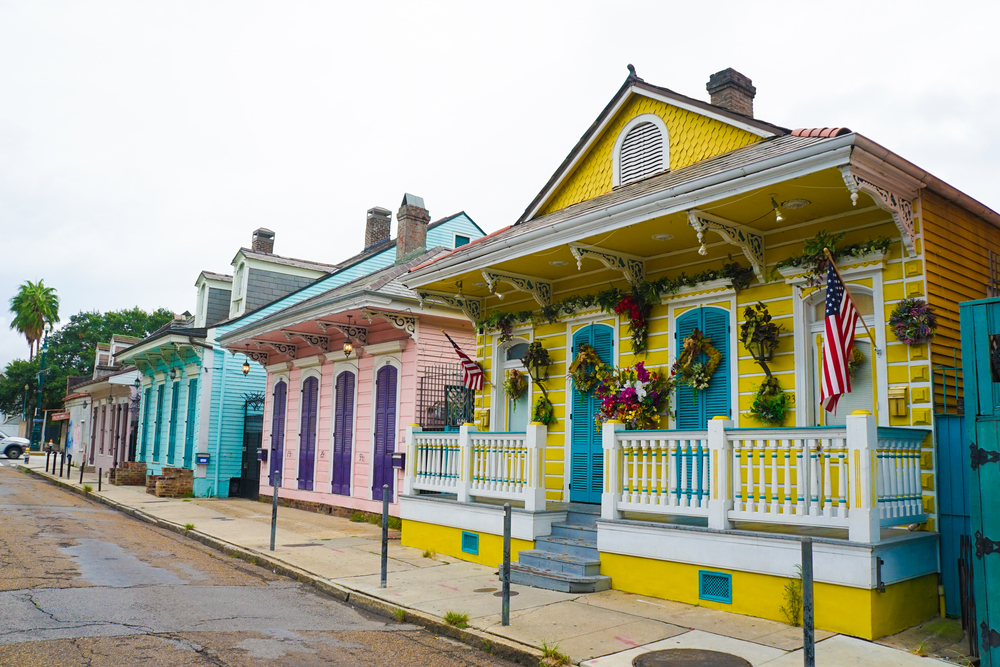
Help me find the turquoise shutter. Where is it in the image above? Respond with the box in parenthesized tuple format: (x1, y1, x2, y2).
(675, 310, 703, 429)
(140, 387, 151, 460)
(569, 324, 614, 503)
(184, 379, 197, 467)
(167, 381, 179, 464)
(152, 385, 164, 460)
(702, 308, 731, 421)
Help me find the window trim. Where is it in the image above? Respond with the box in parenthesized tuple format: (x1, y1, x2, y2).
(453, 233, 471, 249)
(493, 336, 532, 432)
(612, 114, 670, 188)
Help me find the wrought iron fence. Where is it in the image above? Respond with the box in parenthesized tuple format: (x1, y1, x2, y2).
(959, 533, 979, 660)
(417, 364, 474, 431)
(933, 350, 963, 416)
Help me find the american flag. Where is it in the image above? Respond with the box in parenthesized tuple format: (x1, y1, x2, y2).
(442, 331, 483, 391)
(821, 263, 860, 413)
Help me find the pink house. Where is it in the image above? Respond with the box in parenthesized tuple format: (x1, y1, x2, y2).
(218, 199, 481, 515)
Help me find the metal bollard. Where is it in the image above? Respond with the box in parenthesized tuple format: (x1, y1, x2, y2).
(66, 454, 72, 479)
(98, 469, 102, 493)
(59, 453, 65, 477)
(380, 484, 389, 589)
(79, 459, 85, 484)
(502, 502, 511, 626)
(270, 470, 280, 551)
(802, 537, 815, 667)
(46, 451, 51, 473)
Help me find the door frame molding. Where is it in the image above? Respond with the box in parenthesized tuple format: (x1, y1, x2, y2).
(563, 317, 618, 502)
(667, 293, 738, 429)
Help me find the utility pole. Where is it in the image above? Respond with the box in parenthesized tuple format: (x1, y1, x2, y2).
(30, 335, 48, 451)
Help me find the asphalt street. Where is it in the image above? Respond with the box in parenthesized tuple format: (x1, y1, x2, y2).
(0, 462, 520, 666)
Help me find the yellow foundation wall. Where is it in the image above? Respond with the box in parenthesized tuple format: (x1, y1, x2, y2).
(540, 94, 761, 215)
(401, 519, 533, 568)
(600, 552, 938, 640)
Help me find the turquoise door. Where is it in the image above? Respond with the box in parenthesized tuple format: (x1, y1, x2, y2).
(675, 307, 731, 429)
(961, 297, 1000, 665)
(570, 324, 614, 504)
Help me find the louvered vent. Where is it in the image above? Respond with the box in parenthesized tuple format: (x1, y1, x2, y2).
(699, 570, 733, 604)
(619, 122, 664, 186)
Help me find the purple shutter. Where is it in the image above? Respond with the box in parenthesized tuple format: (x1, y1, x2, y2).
(332, 371, 355, 496)
(270, 381, 287, 486)
(372, 365, 398, 502)
(298, 376, 319, 491)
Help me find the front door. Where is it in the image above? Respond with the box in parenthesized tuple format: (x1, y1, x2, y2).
(332, 370, 355, 496)
(372, 364, 398, 502)
(570, 323, 613, 504)
(298, 376, 318, 491)
(240, 413, 262, 499)
(675, 306, 731, 429)
(961, 298, 1000, 666)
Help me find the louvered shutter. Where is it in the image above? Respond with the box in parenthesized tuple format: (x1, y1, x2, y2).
(675, 310, 702, 429)
(270, 381, 287, 486)
(570, 324, 614, 503)
(153, 385, 164, 460)
(140, 387, 151, 460)
(167, 381, 179, 463)
(619, 122, 664, 186)
(332, 371, 355, 495)
(298, 377, 318, 490)
(702, 308, 731, 422)
(184, 379, 197, 468)
(373, 365, 398, 502)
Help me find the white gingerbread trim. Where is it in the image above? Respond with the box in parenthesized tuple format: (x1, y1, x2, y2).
(687, 209, 765, 281)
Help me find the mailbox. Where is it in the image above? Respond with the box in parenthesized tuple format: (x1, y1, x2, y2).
(391, 452, 406, 470)
(195, 453, 210, 465)
(257, 448, 268, 463)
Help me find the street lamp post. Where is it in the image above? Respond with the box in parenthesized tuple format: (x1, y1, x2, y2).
(30, 335, 49, 451)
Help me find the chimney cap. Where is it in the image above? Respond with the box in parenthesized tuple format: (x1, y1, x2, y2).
(367, 206, 392, 218)
(253, 227, 275, 238)
(401, 193, 425, 208)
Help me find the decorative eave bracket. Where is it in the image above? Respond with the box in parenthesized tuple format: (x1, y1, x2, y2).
(226, 344, 271, 366)
(481, 269, 552, 306)
(243, 349, 270, 365)
(568, 244, 645, 288)
(839, 165, 916, 257)
(687, 210, 765, 281)
(316, 321, 369, 346)
(417, 291, 482, 322)
(362, 308, 417, 337)
(281, 330, 329, 352)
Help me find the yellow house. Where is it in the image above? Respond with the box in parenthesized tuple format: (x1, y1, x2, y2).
(398, 67, 1000, 640)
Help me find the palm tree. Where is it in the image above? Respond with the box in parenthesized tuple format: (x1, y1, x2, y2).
(9, 280, 60, 359)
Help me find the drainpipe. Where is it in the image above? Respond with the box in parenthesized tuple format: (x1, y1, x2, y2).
(213, 349, 227, 497)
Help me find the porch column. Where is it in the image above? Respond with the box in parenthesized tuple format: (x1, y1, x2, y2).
(402, 424, 420, 496)
(707, 417, 735, 530)
(457, 423, 476, 503)
(601, 421, 624, 521)
(524, 422, 547, 512)
(847, 411, 880, 544)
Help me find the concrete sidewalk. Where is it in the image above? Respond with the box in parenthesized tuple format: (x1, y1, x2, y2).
(11, 457, 958, 666)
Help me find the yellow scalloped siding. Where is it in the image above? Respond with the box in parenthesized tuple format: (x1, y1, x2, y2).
(539, 95, 762, 216)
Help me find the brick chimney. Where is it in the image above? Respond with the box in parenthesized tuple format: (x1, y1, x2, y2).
(252, 228, 275, 254)
(365, 207, 392, 250)
(396, 194, 430, 262)
(706, 68, 756, 118)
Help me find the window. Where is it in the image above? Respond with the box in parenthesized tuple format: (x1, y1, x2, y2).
(615, 115, 668, 187)
(454, 234, 470, 248)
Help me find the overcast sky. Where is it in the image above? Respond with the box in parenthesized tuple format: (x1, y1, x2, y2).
(2, 1, 998, 373)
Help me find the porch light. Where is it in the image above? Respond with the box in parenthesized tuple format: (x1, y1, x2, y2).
(169, 368, 177, 380)
(771, 197, 784, 223)
(342, 316, 354, 358)
(133, 376, 141, 389)
(242, 343, 251, 376)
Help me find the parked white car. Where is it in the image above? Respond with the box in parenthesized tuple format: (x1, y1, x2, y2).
(1, 436, 29, 459)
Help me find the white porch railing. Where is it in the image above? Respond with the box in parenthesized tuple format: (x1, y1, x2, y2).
(404, 423, 547, 511)
(602, 413, 929, 543)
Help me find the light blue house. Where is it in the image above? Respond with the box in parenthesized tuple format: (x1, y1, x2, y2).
(118, 200, 483, 497)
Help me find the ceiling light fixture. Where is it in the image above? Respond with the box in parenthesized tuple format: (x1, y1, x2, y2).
(652, 234, 673, 241)
(342, 316, 354, 359)
(781, 199, 811, 210)
(549, 260, 567, 266)
(473, 282, 488, 288)
(242, 344, 251, 376)
(771, 196, 784, 223)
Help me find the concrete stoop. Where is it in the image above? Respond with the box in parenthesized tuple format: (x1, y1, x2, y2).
(508, 508, 611, 593)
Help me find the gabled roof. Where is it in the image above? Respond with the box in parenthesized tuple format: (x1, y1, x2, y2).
(235, 247, 340, 273)
(516, 72, 790, 224)
(197, 270, 233, 284)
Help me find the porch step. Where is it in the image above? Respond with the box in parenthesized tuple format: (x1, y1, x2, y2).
(535, 535, 599, 560)
(549, 522, 597, 541)
(508, 562, 611, 594)
(566, 510, 600, 527)
(514, 549, 602, 577)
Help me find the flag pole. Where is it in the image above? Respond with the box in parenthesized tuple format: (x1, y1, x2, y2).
(823, 248, 881, 355)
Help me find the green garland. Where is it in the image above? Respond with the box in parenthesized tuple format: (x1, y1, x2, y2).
(476, 261, 755, 354)
(774, 231, 892, 286)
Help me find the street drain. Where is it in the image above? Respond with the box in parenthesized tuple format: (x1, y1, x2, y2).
(473, 588, 497, 593)
(493, 591, 518, 597)
(632, 649, 751, 667)
(281, 543, 319, 548)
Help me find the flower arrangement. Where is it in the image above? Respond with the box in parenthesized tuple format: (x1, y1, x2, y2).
(531, 395, 555, 425)
(889, 298, 937, 345)
(594, 362, 673, 430)
(672, 329, 722, 396)
(502, 369, 528, 409)
(613, 293, 651, 354)
(567, 343, 608, 394)
(749, 376, 793, 427)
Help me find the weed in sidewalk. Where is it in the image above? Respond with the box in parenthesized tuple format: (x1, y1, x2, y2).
(443, 610, 469, 629)
(393, 608, 405, 622)
(182, 499, 191, 502)
(349, 511, 365, 523)
(540, 641, 569, 666)
(82, 484, 93, 494)
(350, 510, 402, 530)
(422, 550, 436, 559)
(780, 565, 803, 627)
(183, 523, 195, 532)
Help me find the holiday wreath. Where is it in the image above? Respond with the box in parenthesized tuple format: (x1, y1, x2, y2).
(502, 369, 528, 410)
(567, 343, 608, 394)
(671, 328, 722, 395)
(888, 298, 937, 346)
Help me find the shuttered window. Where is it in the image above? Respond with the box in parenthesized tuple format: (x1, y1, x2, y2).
(675, 307, 731, 429)
(570, 324, 614, 503)
(167, 381, 179, 464)
(140, 387, 151, 460)
(619, 122, 664, 186)
(269, 380, 287, 486)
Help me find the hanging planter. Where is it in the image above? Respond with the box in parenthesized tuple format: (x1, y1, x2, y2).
(671, 329, 722, 396)
(531, 395, 556, 425)
(749, 376, 793, 426)
(888, 298, 937, 346)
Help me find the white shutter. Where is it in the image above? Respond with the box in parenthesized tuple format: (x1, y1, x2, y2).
(619, 122, 664, 186)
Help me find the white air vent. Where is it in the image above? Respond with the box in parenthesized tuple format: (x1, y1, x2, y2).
(619, 121, 664, 186)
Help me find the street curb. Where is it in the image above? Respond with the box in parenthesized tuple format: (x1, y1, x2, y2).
(17, 465, 546, 666)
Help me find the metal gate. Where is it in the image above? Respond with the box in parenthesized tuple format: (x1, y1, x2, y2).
(935, 357, 970, 617)
(417, 364, 473, 431)
(234, 392, 264, 500)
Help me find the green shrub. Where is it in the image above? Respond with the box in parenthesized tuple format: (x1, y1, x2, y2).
(443, 610, 469, 629)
